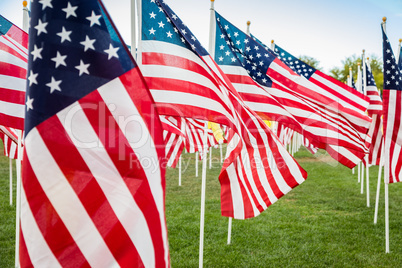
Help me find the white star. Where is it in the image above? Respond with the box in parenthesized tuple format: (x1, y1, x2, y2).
(46, 76, 62, 93)
(219, 45, 224, 50)
(172, 14, 177, 20)
(191, 35, 196, 41)
(174, 28, 178, 33)
(149, 28, 156, 34)
(244, 39, 249, 44)
(34, 19, 48, 36)
(75, 60, 90, 76)
(236, 40, 240, 45)
(26, 96, 34, 112)
(246, 47, 251, 52)
(259, 61, 264, 66)
(104, 44, 119, 59)
(31, 45, 43, 61)
(28, 70, 38, 86)
(57, 27, 72, 43)
(39, 0, 52, 10)
(256, 53, 261, 58)
(264, 53, 269, 58)
(166, 31, 173, 38)
(191, 44, 196, 50)
(86, 11, 101, 27)
(249, 55, 254, 60)
(158, 21, 165, 28)
(219, 56, 223, 61)
(225, 51, 230, 56)
(180, 37, 185, 43)
(62, 2, 77, 19)
(231, 57, 236, 62)
(80, 35, 96, 51)
(182, 29, 187, 35)
(257, 72, 262, 77)
(262, 78, 267, 83)
(386, 49, 391, 54)
(234, 32, 239, 37)
(51, 51, 67, 68)
(224, 25, 229, 30)
(220, 34, 225, 39)
(150, 12, 156, 19)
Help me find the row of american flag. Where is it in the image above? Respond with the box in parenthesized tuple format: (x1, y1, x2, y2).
(0, 0, 400, 266)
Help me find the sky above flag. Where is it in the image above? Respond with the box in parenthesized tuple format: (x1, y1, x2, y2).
(2, 0, 402, 73)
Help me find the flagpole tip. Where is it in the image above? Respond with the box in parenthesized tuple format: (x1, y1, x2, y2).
(349, 67, 352, 70)
(247, 21, 251, 26)
(367, 57, 370, 60)
(362, 49, 365, 53)
(347, 75, 350, 78)
(382, 17, 387, 22)
(358, 62, 361, 66)
(399, 38, 402, 43)
(22, 0, 27, 7)
(271, 39, 274, 44)
(211, 0, 215, 2)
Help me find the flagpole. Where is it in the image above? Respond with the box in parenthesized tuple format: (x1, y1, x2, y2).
(220, 142, 223, 163)
(374, 139, 384, 224)
(209, 148, 212, 169)
(130, 0, 137, 59)
(136, 0, 142, 67)
(195, 151, 199, 177)
(271, 39, 275, 51)
(246, 21, 250, 35)
(9, 158, 13, 205)
(396, 38, 402, 64)
(382, 17, 390, 253)
(362, 51, 370, 207)
(348, 68, 356, 176)
(178, 155, 182, 186)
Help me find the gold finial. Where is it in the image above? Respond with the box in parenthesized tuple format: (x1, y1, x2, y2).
(367, 57, 370, 60)
(347, 75, 350, 78)
(349, 67, 352, 71)
(271, 40, 274, 44)
(247, 21, 251, 26)
(358, 62, 361, 66)
(362, 49, 365, 53)
(383, 17, 387, 22)
(22, 0, 27, 7)
(399, 38, 402, 43)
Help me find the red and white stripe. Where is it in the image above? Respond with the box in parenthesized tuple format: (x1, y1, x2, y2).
(302, 135, 318, 154)
(20, 69, 170, 267)
(140, 38, 307, 219)
(367, 113, 383, 166)
(0, 21, 28, 130)
(163, 130, 184, 168)
(366, 84, 383, 114)
(276, 123, 294, 146)
(383, 89, 402, 183)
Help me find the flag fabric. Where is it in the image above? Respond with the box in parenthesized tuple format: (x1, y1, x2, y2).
(21, 1, 169, 267)
(0, 14, 28, 130)
(276, 123, 294, 146)
(161, 116, 185, 168)
(365, 63, 383, 166)
(381, 23, 402, 183)
(140, 0, 307, 219)
(0, 125, 19, 159)
(302, 135, 318, 154)
(214, 12, 371, 168)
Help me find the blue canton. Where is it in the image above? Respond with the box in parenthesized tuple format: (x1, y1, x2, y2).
(365, 64, 377, 87)
(26, 0, 134, 134)
(382, 25, 402, 90)
(214, 12, 275, 88)
(142, 0, 208, 56)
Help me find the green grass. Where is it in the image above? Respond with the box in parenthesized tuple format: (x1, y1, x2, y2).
(1, 146, 402, 267)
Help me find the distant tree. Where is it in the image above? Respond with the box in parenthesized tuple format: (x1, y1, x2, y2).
(329, 54, 383, 92)
(298, 55, 322, 71)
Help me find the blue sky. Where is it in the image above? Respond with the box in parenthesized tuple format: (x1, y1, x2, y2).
(2, 0, 402, 72)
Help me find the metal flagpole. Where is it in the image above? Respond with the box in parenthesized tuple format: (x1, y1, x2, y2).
(396, 38, 402, 64)
(195, 151, 199, 177)
(374, 139, 384, 224)
(136, 0, 142, 68)
(348, 68, 356, 176)
(9, 158, 13, 205)
(209, 148, 212, 169)
(362, 51, 370, 207)
(382, 17, 390, 253)
(220, 142, 223, 163)
(178, 155, 182, 186)
(246, 21, 250, 35)
(130, 0, 137, 60)
(15, 2, 29, 267)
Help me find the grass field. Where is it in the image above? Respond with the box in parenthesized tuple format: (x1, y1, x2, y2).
(1, 146, 402, 267)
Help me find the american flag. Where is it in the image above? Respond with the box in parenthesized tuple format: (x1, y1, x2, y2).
(20, 1, 169, 267)
(215, 12, 371, 168)
(381, 23, 402, 183)
(140, 0, 307, 219)
(365, 63, 383, 166)
(0, 15, 28, 130)
(276, 123, 294, 146)
(0, 125, 20, 159)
